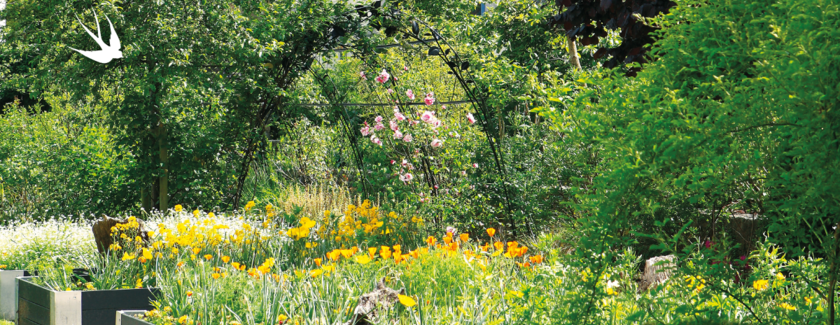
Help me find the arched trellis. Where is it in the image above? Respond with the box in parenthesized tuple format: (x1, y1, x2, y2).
(285, 15, 522, 236)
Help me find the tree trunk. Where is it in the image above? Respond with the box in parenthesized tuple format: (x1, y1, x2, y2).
(158, 124, 169, 212)
(567, 36, 582, 71)
(141, 186, 151, 212)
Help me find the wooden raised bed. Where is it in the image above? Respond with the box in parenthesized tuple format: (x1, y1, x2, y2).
(16, 276, 159, 325)
(116, 310, 153, 325)
(0, 269, 33, 320)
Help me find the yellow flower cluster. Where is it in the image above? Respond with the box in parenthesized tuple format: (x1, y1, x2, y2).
(286, 217, 317, 240)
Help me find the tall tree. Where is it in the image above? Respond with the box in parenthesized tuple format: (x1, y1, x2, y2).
(0, 0, 367, 212)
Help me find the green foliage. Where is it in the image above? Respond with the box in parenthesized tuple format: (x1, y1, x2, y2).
(0, 98, 134, 218)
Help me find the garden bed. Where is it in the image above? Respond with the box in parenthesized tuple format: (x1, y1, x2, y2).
(0, 269, 32, 320)
(116, 310, 152, 325)
(16, 276, 159, 325)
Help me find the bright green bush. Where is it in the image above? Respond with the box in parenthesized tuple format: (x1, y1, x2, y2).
(0, 99, 135, 219)
(540, 0, 840, 320)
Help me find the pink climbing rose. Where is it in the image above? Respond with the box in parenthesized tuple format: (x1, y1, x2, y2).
(403, 134, 413, 142)
(374, 122, 385, 131)
(393, 130, 403, 139)
(400, 173, 414, 182)
(395, 112, 406, 121)
(375, 69, 390, 84)
(424, 92, 435, 106)
(431, 139, 443, 148)
(375, 116, 384, 123)
(360, 124, 371, 136)
(389, 120, 399, 131)
(360, 71, 367, 80)
(472, 163, 478, 168)
(386, 88, 394, 94)
(421, 111, 435, 123)
(406, 89, 415, 100)
(467, 113, 476, 124)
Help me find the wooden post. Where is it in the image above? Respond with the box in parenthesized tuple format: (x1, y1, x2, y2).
(567, 35, 582, 71)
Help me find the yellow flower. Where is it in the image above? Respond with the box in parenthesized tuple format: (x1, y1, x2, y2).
(314, 258, 322, 267)
(174, 205, 183, 212)
(178, 315, 188, 324)
(398, 294, 417, 307)
(222, 256, 230, 263)
(0, 264, 7, 269)
(192, 247, 201, 255)
(208, 212, 215, 218)
(779, 302, 796, 311)
(204, 254, 213, 261)
(278, 315, 288, 322)
(355, 255, 372, 264)
(753, 279, 769, 291)
(135, 278, 143, 288)
(310, 269, 324, 278)
(121, 252, 136, 261)
(459, 233, 469, 242)
(232, 262, 241, 270)
(487, 228, 496, 237)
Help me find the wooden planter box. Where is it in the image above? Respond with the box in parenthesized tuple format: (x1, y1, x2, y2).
(116, 310, 154, 325)
(0, 269, 33, 320)
(16, 276, 159, 325)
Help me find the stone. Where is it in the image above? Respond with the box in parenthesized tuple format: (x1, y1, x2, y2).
(344, 277, 405, 325)
(639, 255, 677, 291)
(91, 216, 150, 255)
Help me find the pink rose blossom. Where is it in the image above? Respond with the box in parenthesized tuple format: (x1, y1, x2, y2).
(441, 105, 447, 110)
(404, 65, 409, 71)
(375, 69, 390, 84)
(431, 139, 443, 147)
(393, 130, 403, 139)
(374, 122, 385, 131)
(431, 119, 442, 128)
(375, 116, 384, 123)
(410, 120, 419, 126)
(424, 92, 435, 106)
(360, 71, 367, 80)
(434, 185, 439, 189)
(391, 160, 396, 164)
(401, 159, 409, 168)
(421, 111, 435, 123)
(403, 134, 413, 142)
(406, 89, 415, 100)
(395, 112, 406, 121)
(371, 135, 382, 146)
(389, 120, 399, 131)
(467, 113, 476, 124)
(386, 88, 394, 94)
(360, 125, 371, 136)
(399, 173, 414, 182)
(472, 163, 478, 168)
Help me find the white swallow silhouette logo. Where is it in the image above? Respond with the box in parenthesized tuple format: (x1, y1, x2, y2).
(69, 11, 122, 64)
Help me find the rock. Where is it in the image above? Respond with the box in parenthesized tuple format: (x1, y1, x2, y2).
(92, 216, 150, 255)
(727, 213, 767, 256)
(639, 255, 677, 291)
(344, 277, 405, 325)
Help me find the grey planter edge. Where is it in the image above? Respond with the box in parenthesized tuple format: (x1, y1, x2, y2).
(116, 310, 154, 325)
(0, 269, 27, 321)
(17, 276, 83, 325)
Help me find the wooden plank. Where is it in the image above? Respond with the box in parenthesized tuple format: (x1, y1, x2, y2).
(82, 309, 115, 325)
(17, 279, 50, 309)
(17, 298, 49, 325)
(81, 288, 159, 310)
(17, 316, 41, 325)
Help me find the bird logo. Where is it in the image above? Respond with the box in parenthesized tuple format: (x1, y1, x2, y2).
(69, 10, 122, 64)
